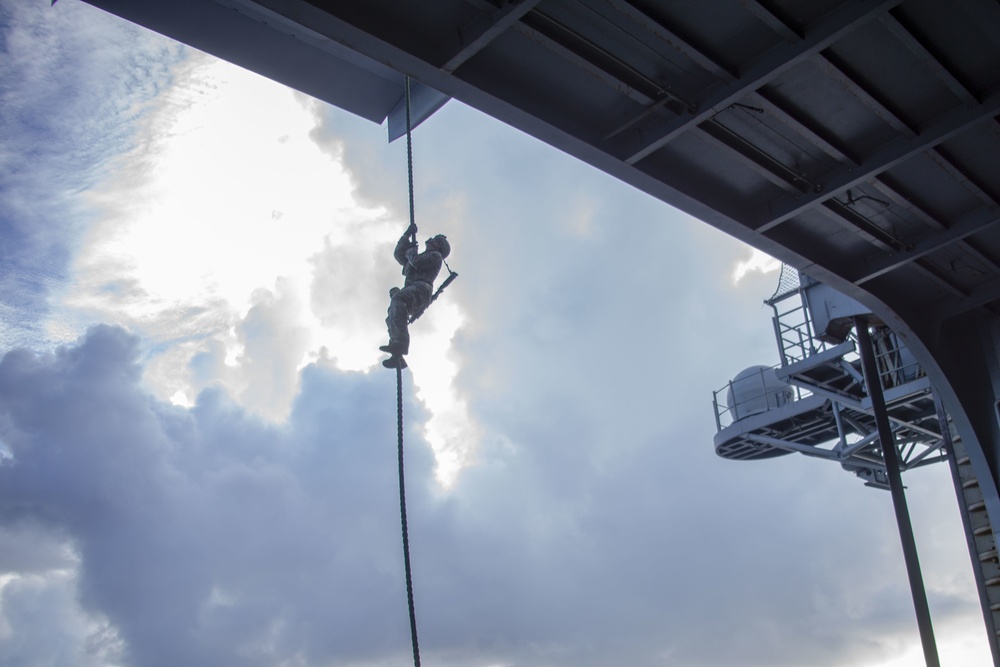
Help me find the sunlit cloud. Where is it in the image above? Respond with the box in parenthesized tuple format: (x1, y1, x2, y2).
(732, 247, 781, 284)
(44, 46, 480, 470)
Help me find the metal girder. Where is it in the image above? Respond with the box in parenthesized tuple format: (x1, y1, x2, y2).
(851, 208, 1000, 285)
(821, 199, 907, 252)
(862, 178, 1000, 282)
(905, 440, 945, 468)
(783, 377, 864, 408)
(441, 0, 541, 73)
(739, 0, 801, 43)
(870, 177, 947, 231)
(910, 260, 969, 298)
(511, 20, 674, 109)
(745, 433, 840, 458)
(601, 0, 737, 83)
(521, 17, 836, 203)
(952, 0, 1000, 50)
(747, 90, 859, 165)
(880, 11, 978, 106)
(928, 148, 998, 206)
(698, 119, 813, 194)
(753, 87, 1000, 231)
(614, 0, 902, 165)
(526, 8, 672, 96)
(840, 430, 881, 458)
(812, 53, 916, 137)
(962, 238, 1000, 276)
(931, 278, 1000, 319)
(241, 0, 423, 77)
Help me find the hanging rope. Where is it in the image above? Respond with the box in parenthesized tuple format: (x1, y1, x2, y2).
(402, 75, 458, 325)
(405, 77, 416, 241)
(397, 74, 421, 667)
(395, 363, 420, 667)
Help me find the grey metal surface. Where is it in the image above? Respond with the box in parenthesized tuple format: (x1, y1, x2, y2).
(855, 318, 940, 667)
(80, 0, 1000, 577)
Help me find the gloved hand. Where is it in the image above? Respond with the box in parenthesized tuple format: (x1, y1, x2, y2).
(404, 222, 418, 238)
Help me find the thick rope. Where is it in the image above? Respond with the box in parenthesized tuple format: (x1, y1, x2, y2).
(396, 364, 420, 667)
(405, 77, 416, 238)
(398, 75, 421, 667)
(402, 75, 457, 325)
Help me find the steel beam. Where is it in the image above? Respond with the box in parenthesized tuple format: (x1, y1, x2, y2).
(880, 12, 978, 106)
(602, 0, 737, 82)
(931, 278, 1000, 320)
(512, 18, 687, 111)
(928, 148, 998, 207)
(441, 0, 542, 73)
(747, 90, 858, 165)
(813, 53, 915, 137)
(855, 318, 941, 667)
(754, 88, 1000, 231)
(870, 177, 946, 231)
(614, 0, 902, 164)
(851, 208, 1000, 284)
(909, 261, 968, 298)
(820, 199, 907, 252)
(745, 433, 839, 458)
(698, 119, 813, 193)
(739, 0, 800, 43)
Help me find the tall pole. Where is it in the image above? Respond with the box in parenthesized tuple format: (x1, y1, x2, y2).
(854, 317, 940, 667)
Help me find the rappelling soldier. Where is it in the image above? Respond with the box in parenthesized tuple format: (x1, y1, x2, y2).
(380, 222, 451, 369)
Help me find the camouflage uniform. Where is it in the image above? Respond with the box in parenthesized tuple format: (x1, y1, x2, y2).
(384, 233, 444, 356)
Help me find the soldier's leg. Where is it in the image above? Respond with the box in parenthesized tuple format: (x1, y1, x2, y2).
(384, 286, 423, 355)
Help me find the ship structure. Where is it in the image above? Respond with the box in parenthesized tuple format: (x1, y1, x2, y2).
(713, 265, 999, 665)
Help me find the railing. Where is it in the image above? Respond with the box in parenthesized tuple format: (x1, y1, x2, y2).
(712, 366, 810, 431)
(769, 293, 923, 393)
(768, 290, 834, 366)
(871, 330, 924, 390)
(716, 267, 926, 433)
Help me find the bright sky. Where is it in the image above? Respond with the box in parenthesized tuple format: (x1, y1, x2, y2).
(0, 1, 990, 666)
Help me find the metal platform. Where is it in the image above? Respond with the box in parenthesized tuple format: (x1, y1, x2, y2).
(713, 282, 945, 484)
(713, 269, 999, 661)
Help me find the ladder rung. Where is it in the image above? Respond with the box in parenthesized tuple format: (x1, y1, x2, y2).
(991, 602, 1000, 612)
(957, 456, 971, 466)
(986, 576, 1000, 587)
(975, 526, 995, 537)
(981, 549, 999, 562)
(964, 478, 980, 489)
(970, 501, 988, 512)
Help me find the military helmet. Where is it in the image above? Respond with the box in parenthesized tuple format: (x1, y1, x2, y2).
(427, 234, 451, 258)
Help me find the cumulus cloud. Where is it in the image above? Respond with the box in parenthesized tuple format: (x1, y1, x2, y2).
(0, 0, 182, 349)
(0, 326, 436, 666)
(0, 325, 979, 667)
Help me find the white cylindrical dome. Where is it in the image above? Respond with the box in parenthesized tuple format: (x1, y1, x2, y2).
(726, 365, 793, 421)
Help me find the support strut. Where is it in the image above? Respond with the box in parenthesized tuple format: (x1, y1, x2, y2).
(854, 317, 940, 667)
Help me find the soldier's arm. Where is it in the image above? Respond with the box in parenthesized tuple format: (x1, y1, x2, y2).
(394, 235, 417, 266)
